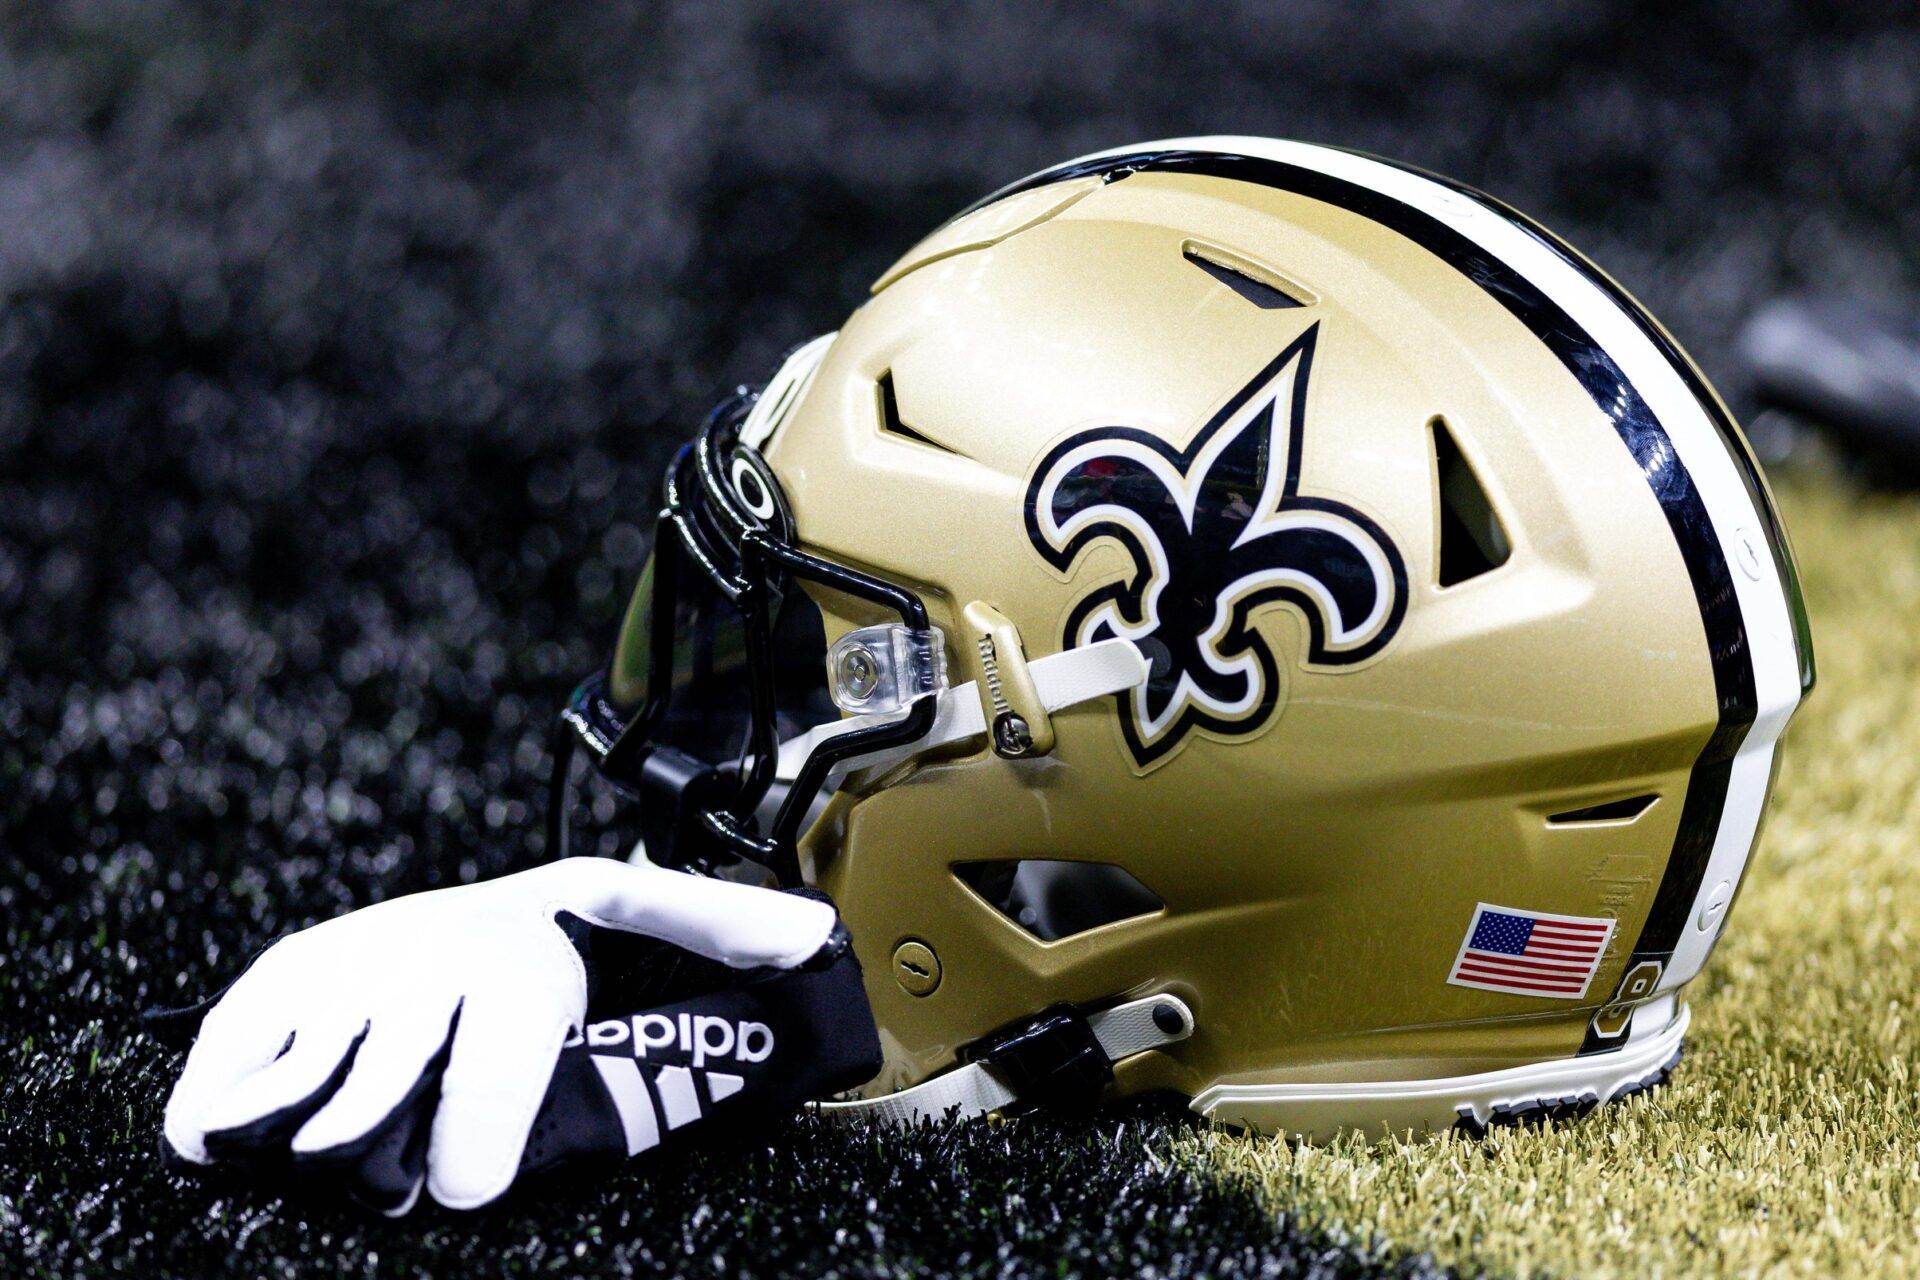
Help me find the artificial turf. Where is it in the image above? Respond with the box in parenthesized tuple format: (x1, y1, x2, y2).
(1193, 469, 1920, 1278)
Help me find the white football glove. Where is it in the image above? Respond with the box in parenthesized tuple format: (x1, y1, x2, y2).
(158, 856, 879, 1213)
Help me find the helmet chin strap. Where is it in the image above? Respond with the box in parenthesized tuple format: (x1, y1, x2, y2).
(812, 993, 1195, 1126)
(775, 637, 1149, 785)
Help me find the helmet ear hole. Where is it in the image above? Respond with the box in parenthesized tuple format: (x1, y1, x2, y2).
(954, 860, 1163, 942)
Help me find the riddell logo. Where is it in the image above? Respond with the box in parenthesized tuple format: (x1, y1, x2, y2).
(564, 1013, 775, 1068)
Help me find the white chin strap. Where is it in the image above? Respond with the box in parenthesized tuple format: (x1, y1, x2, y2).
(775, 636, 1149, 785)
(814, 993, 1195, 1126)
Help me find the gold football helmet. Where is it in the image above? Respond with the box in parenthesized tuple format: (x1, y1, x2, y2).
(553, 137, 1812, 1137)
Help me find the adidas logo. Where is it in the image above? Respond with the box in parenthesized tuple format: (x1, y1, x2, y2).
(565, 1013, 775, 1067)
(564, 1013, 776, 1157)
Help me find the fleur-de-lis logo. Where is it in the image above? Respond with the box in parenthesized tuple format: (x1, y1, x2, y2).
(1024, 324, 1406, 769)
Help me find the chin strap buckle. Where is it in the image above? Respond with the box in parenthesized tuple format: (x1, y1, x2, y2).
(811, 993, 1194, 1127)
(961, 1005, 1112, 1117)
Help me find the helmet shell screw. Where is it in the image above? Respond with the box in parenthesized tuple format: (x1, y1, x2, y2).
(992, 713, 1034, 758)
(892, 939, 942, 996)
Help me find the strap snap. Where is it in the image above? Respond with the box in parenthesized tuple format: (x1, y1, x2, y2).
(961, 1004, 1111, 1117)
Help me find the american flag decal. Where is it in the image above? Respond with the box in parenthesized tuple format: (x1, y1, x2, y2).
(1447, 903, 1615, 1000)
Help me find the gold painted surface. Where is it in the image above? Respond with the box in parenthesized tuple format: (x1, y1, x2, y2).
(763, 168, 1738, 1119)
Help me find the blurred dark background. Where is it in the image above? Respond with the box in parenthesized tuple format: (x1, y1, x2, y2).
(1, 3, 1915, 1275)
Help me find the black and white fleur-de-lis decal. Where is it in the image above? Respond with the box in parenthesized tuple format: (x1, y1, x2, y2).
(1025, 324, 1407, 769)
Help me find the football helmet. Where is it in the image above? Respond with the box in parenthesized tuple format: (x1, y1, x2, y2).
(552, 137, 1813, 1137)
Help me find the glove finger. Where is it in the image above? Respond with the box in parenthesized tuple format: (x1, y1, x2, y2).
(162, 1004, 297, 1165)
(425, 995, 571, 1211)
(293, 1002, 461, 1218)
(291, 997, 460, 1157)
(345, 1097, 433, 1218)
(199, 1018, 366, 1162)
(563, 859, 838, 970)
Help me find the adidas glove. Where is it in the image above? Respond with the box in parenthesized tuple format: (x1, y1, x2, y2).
(156, 856, 881, 1213)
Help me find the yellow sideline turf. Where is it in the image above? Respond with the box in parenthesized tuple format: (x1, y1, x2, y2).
(1186, 467, 1920, 1278)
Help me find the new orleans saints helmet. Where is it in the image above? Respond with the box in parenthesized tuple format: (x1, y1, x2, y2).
(552, 137, 1812, 1137)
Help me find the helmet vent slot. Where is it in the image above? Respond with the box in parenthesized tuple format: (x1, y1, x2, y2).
(1431, 416, 1512, 587)
(1182, 242, 1305, 310)
(1547, 794, 1658, 825)
(876, 371, 963, 456)
(954, 860, 1163, 942)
